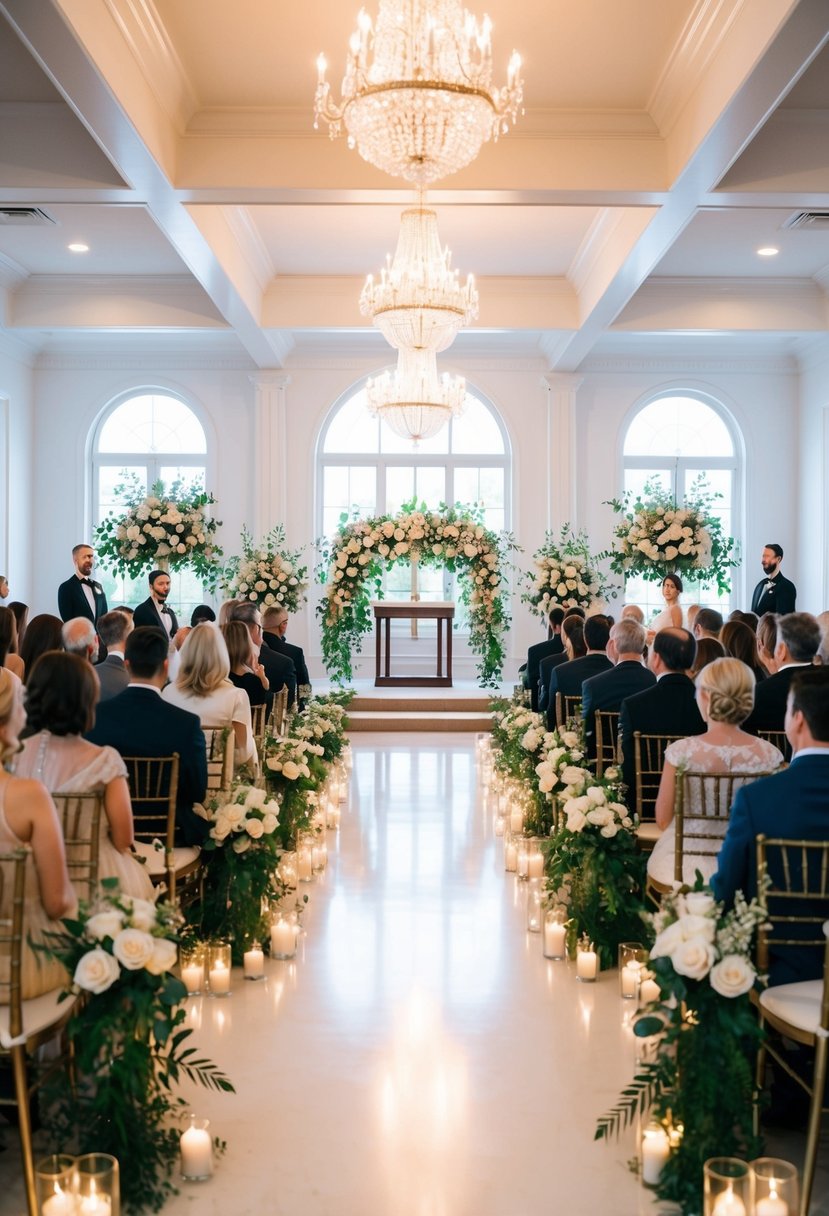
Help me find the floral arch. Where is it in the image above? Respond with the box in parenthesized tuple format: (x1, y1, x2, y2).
(316, 502, 514, 687)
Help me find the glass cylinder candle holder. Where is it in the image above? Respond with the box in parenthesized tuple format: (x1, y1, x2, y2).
(640, 1122, 670, 1188)
(75, 1154, 119, 1216)
(179, 944, 206, 996)
(311, 836, 327, 873)
(206, 941, 231, 997)
(508, 801, 525, 835)
(703, 1157, 752, 1216)
(296, 834, 314, 883)
(36, 1154, 77, 1216)
(526, 837, 545, 880)
(576, 934, 598, 982)
(270, 913, 296, 960)
(243, 940, 265, 981)
(504, 828, 518, 874)
(493, 812, 505, 837)
(543, 904, 568, 960)
(278, 851, 298, 890)
(751, 1158, 798, 1215)
(618, 942, 647, 1000)
(180, 1113, 213, 1182)
(516, 836, 531, 881)
(526, 879, 544, 932)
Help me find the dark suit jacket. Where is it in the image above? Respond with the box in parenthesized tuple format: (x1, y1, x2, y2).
(87, 685, 208, 846)
(538, 651, 569, 712)
(711, 755, 829, 985)
(751, 572, 796, 616)
(582, 660, 656, 758)
(523, 636, 564, 711)
(258, 643, 297, 707)
(619, 672, 705, 797)
(546, 653, 613, 730)
(744, 664, 811, 735)
(96, 653, 130, 702)
(263, 630, 309, 687)
(133, 597, 179, 636)
(58, 575, 108, 624)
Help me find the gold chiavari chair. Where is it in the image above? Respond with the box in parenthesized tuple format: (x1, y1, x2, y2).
(594, 710, 620, 778)
(51, 791, 104, 904)
(271, 687, 290, 738)
(632, 731, 682, 855)
(0, 849, 78, 1216)
(122, 753, 199, 907)
(251, 701, 268, 750)
(757, 727, 792, 763)
(555, 692, 582, 730)
(203, 727, 234, 795)
(754, 835, 829, 1216)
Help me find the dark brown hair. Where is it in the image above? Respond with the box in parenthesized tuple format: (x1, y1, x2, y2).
(24, 651, 99, 735)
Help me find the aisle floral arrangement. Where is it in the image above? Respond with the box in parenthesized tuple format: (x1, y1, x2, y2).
(221, 524, 308, 612)
(316, 499, 517, 687)
(489, 699, 586, 837)
(93, 475, 223, 587)
(39, 882, 233, 1213)
(596, 883, 767, 1214)
(521, 524, 615, 618)
(602, 476, 738, 592)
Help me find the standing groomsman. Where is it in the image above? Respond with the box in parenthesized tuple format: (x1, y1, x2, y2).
(58, 543, 108, 624)
(133, 570, 179, 639)
(751, 544, 796, 615)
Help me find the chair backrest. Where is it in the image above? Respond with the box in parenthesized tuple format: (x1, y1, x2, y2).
(555, 692, 582, 730)
(673, 770, 776, 884)
(633, 732, 683, 823)
(756, 727, 792, 763)
(756, 835, 829, 977)
(271, 687, 289, 738)
(203, 728, 234, 794)
(0, 849, 28, 1040)
(251, 702, 268, 746)
(121, 754, 180, 847)
(50, 792, 104, 904)
(594, 710, 620, 777)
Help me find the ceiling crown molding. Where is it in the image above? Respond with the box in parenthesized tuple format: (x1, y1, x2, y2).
(103, 0, 199, 133)
(648, 0, 743, 136)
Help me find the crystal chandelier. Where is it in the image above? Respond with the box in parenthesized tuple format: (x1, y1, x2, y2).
(366, 347, 467, 444)
(314, 0, 523, 185)
(360, 204, 478, 352)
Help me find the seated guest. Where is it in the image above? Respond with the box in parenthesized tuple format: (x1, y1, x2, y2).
(218, 599, 241, 626)
(223, 619, 272, 713)
(20, 613, 64, 680)
(546, 613, 612, 730)
(62, 616, 99, 664)
(619, 627, 705, 799)
(88, 627, 208, 847)
(262, 605, 311, 691)
(693, 607, 724, 640)
(539, 612, 585, 715)
(162, 623, 255, 769)
(686, 604, 702, 634)
(744, 612, 822, 734)
(0, 605, 24, 680)
(647, 658, 783, 888)
(816, 610, 829, 666)
(621, 604, 645, 624)
(0, 669, 76, 998)
(712, 668, 829, 985)
(690, 636, 725, 677)
(95, 610, 133, 701)
(523, 606, 565, 712)
(191, 605, 216, 626)
(0, 574, 7, 600)
(582, 618, 654, 759)
(720, 619, 767, 683)
(756, 612, 779, 676)
(8, 601, 28, 651)
(229, 600, 297, 708)
(14, 652, 154, 900)
(741, 610, 759, 633)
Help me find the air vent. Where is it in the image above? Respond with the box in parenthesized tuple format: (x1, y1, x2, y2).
(0, 207, 56, 226)
(782, 211, 829, 230)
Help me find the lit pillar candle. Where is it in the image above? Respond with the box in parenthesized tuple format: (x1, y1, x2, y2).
(42, 1188, 76, 1216)
(544, 921, 566, 959)
(509, 808, 524, 833)
(527, 851, 544, 879)
(576, 941, 598, 982)
(181, 961, 204, 995)
(516, 842, 530, 879)
(621, 962, 642, 999)
(180, 1121, 213, 1180)
(504, 840, 518, 872)
(78, 1190, 111, 1216)
(270, 918, 295, 959)
(208, 960, 230, 995)
(712, 1187, 747, 1216)
(297, 846, 313, 881)
(639, 973, 661, 1005)
(641, 1124, 670, 1186)
(756, 1195, 789, 1216)
(243, 943, 264, 980)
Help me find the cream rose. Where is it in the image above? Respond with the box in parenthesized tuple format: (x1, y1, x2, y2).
(683, 891, 716, 917)
(74, 947, 121, 994)
(86, 909, 125, 940)
(144, 938, 177, 976)
(709, 954, 756, 998)
(124, 898, 158, 933)
(281, 759, 301, 780)
(246, 817, 265, 839)
(670, 936, 715, 980)
(112, 928, 156, 971)
(262, 812, 279, 834)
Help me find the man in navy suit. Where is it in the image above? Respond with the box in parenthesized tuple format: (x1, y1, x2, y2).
(712, 668, 829, 985)
(262, 605, 310, 689)
(538, 611, 585, 715)
(87, 626, 208, 846)
(744, 612, 821, 735)
(132, 570, 179, 639)
(58, 543, 108, 624)
(546, 613, 613, 730)
(522, 606, 565, 712)
(581, 618, 655, 759)
(750, 543, 797, 616)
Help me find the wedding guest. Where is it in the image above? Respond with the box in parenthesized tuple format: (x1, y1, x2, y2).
(229, 601, 296, 707)
(648, 658, 783, 889)
(720, 619, 767, 682)
(0, 668, 76, 998)
(0, 606, 24, 680)
(191, 605, 216, 626)
(95, 610, 133, 701)
(218, 599, 241, 626)
(222, 619, 271, 712)
(8, 601, 28, 650)
(744, 612, 822, 734)
(741, 611, 759, 633)
(621, 604, 645, 624)
(57, 543, 108, 625)
(686, 604, 702, 634)
(816, 610, 829, 666)
(546, 614, 612, 730)
(20, 613, 64, 679)
(62, 616, 99, 664)
(523, 606, 565, 711)
(162, 623, 255, 769)
(133, 570, 179, 640)
(693, 608, 723, 639)
(690, 636, 725, 677)
(581, 618, 654, 759)
(750, 543, 796, 616)
(756, 612, 779, 676)
(538, 612, 586, 715)
(262, 604, 310, 690)
(647, 574, 684, 639)
(0, 574, 8, 600)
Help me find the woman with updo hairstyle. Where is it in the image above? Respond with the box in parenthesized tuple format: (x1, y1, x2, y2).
(647, 657, 784, 887)
(0, 668, 76, 998)
(756, 611, 779, 676)
(720, 619, 768, 682)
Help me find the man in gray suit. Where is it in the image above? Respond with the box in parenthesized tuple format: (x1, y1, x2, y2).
(95, 610, 133, 701)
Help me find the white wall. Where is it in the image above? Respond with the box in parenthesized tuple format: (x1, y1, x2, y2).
(0, 335, 35, 601)
(798, 346, 829, 614)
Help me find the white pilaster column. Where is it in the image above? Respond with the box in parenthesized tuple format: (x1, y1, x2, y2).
(542, 373, 583, 531)
(250, 372, 291, 535)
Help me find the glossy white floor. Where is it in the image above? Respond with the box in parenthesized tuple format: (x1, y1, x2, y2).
(1, 733, 823, 1214)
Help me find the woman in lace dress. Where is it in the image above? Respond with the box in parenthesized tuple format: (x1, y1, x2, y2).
(647, 657, 784, 887)
(0, 669, 76, 998)
(13, 652, 154, 900)
(647, 574, 685, 641)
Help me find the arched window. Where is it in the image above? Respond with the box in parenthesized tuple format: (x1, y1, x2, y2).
(92, 392, 210, 616)
(622, 394, 740, 620)
(318, 381, 510, 631)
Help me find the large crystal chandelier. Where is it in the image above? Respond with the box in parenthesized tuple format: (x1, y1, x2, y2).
(314, 0, 523, 185)
(360, 204, 478, 352)
(366, 347, 466, 444)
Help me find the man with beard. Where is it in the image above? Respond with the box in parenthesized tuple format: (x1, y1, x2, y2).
(133, 570, 179, 640)
(751, 544, 796, 615)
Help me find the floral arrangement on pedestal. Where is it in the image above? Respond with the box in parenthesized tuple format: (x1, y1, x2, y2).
(221, 524, 308, 612)
(316, 499, 517, 687)
(521, 524, 615, 618)
(39, 881, 233, 1213)
(596, 882, 767, 1214)
(602, 476, 739, 592)
(93, 475, 223, 588)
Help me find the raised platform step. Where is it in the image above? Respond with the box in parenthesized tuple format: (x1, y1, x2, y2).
(349, 695, 491, 714)
(347, 709, 492, 733)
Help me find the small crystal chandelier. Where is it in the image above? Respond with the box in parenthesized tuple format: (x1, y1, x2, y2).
(366, 347, 467, 444)
(314, 0, 523, 185)
(360, 204, 478, 353)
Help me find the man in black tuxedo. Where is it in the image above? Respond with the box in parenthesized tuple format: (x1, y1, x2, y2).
(546, 614, 613, 730)
(618, 627, 705, 797)
(538, 610, 585, 714)
(87, 626, 208, 846)
(744, 612, 821, 734)
(95, 609, 133, 701)
(522, 607, 565, 712)
(751, 543, 797, 616)
(262, 605, 310, 689)
(58, 543, 108, 624)
(229, 600, 297, 707)
(581, 618, 655, 759)
(133, 570, 179, 640)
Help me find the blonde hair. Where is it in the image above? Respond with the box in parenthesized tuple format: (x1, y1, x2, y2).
(218, 599, 241, 627)
(695, 657, 755, 725)
(176, 624, 230, 696)
(0, 668, 22, 763)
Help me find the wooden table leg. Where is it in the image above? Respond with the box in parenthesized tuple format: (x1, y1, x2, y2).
(375, 616, 381, 683)
(446, 617, 453, 684)
(385, 616, 391, 678)
(436, 615, 443, 677)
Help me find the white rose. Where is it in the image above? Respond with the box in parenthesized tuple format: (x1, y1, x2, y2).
(565, 806, 587, 832)
(282, 760, 301, 780)
(679, 913, 716, 943)
(112, 928, 156, 970)
(709, 954, 756, 998)
(586, 786, 606, 805)
(74, 947, 120, 994)
(86, 909, 125, 940)
(262, 812, 279, 834)
(649, 919, 686, 959)
(600, 823, 619, 838)
(246, 817, 265, 838)
(144, 938, 177, 976)
(245, 787, 267, 809)
(586, 806, 612, 827)
(211, 815, 232, 841)
(683, 891, 716, 917)
(670, 936, 716, 980)
(125, 898, 157, 932)
(226, 803, 247, 826)
(561, 765, 587, 787)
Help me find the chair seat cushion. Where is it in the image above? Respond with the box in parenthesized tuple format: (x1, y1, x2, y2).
(0, 988, 76, 1049)
(133, 840, 200, 878)
(760, 979, 823, 1035)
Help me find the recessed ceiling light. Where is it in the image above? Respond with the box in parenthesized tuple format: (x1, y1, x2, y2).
(67, 242, 89, 253)
(756, 246, 779, 257)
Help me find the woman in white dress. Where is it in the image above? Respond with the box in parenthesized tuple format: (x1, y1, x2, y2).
(161, 623, 255, 769)
(647, 657, 783, 888)
(14, 651, 154, 900)
(647, 573, 684, 639)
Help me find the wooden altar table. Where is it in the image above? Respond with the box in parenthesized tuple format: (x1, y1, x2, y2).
(372, 601, 454, 687)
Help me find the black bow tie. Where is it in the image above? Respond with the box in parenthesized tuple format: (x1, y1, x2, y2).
(160, 605, 170, 614)
(80, 578, 93, 587)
